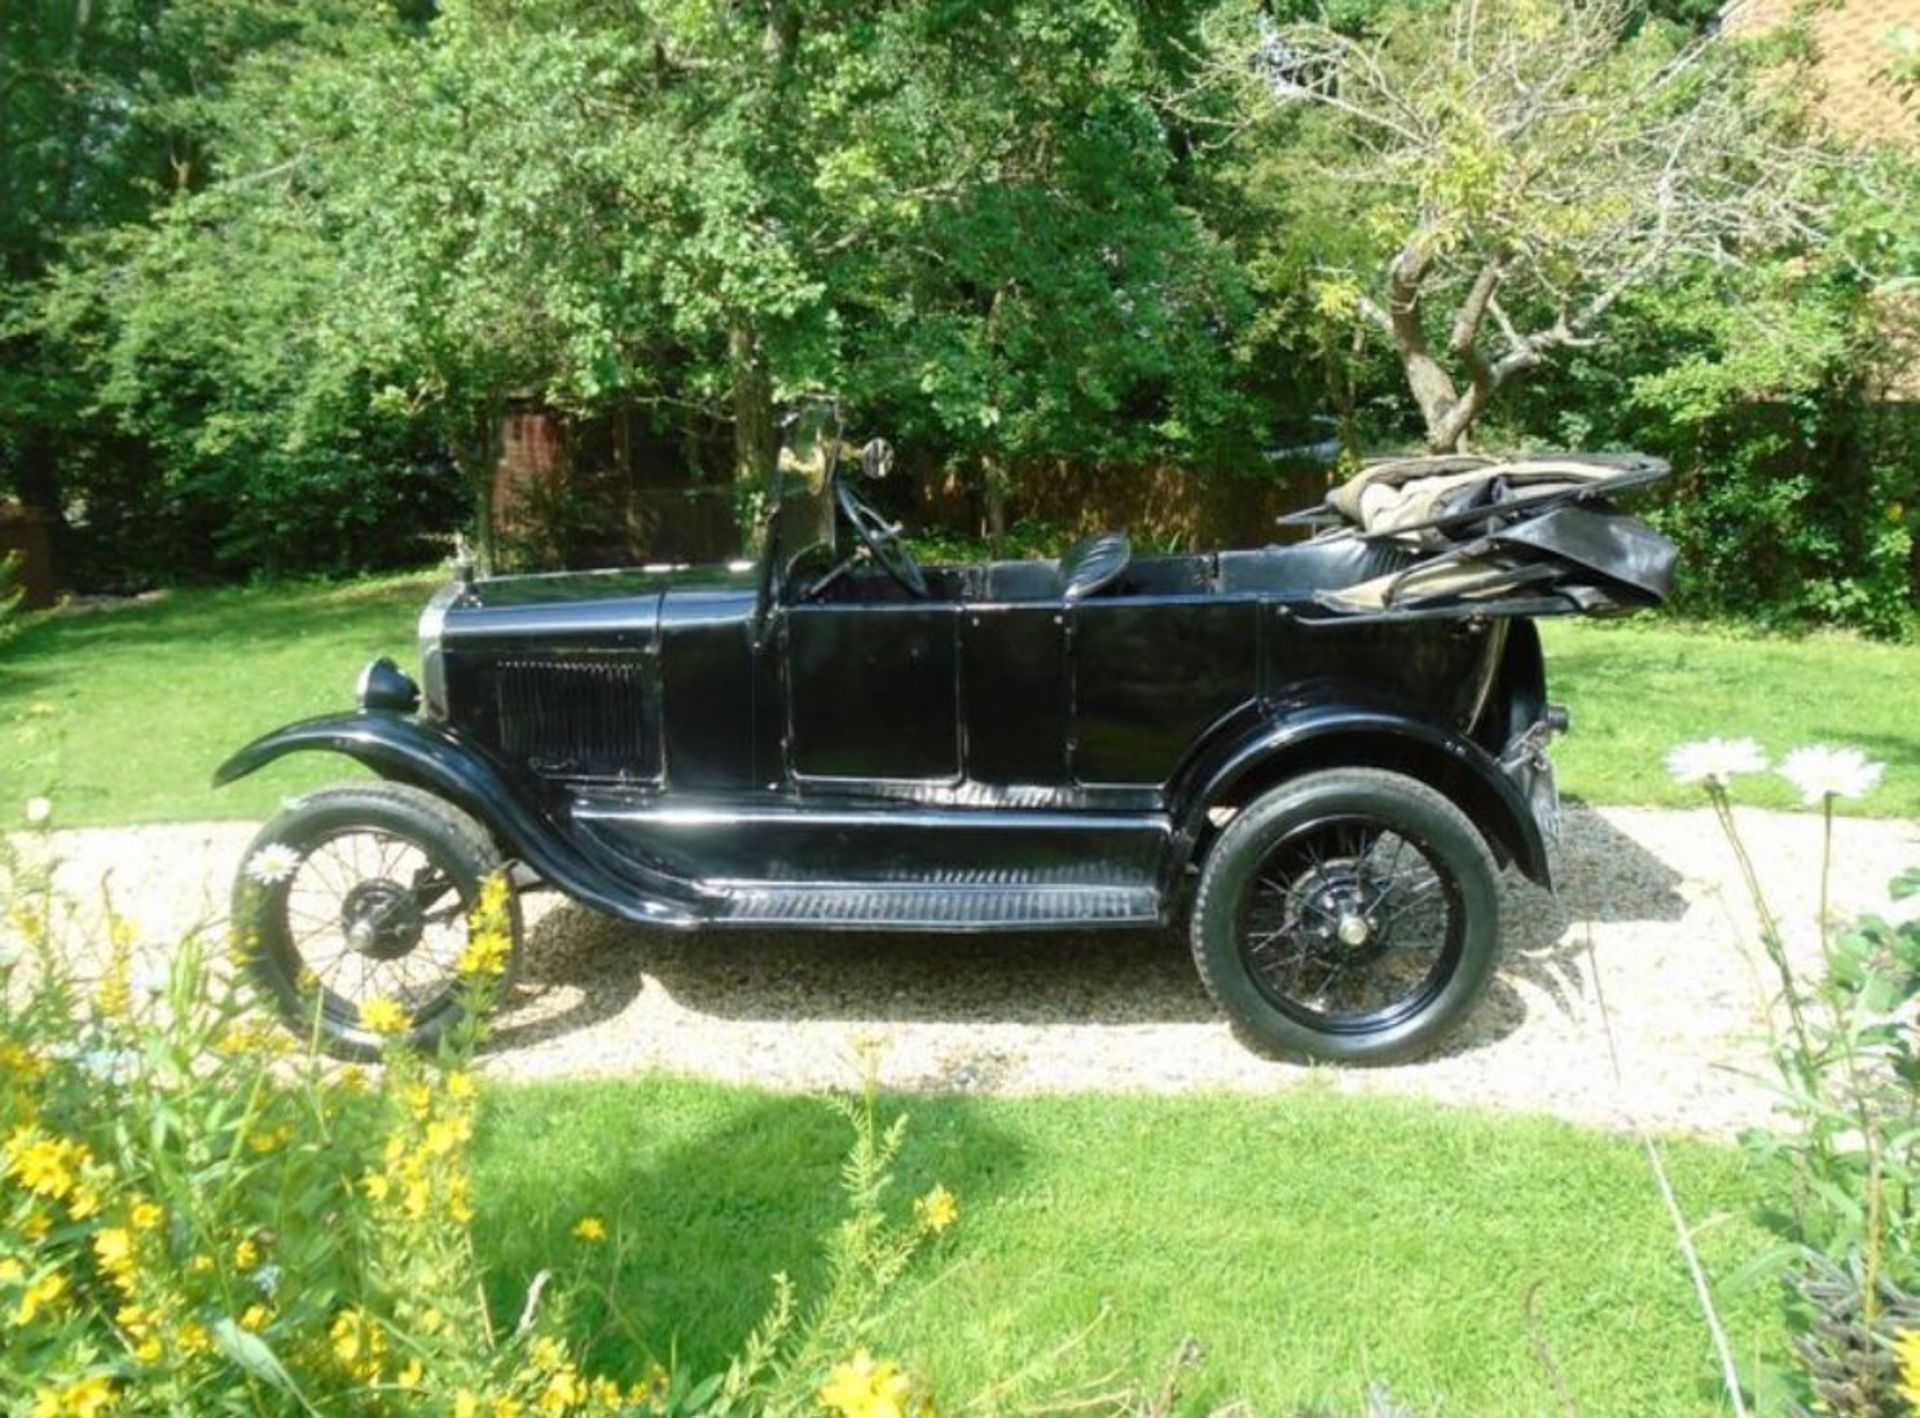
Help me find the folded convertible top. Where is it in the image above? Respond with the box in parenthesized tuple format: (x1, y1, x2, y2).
(1286, 452, 1677, 619)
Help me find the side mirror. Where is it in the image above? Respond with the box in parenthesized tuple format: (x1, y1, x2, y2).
(861, 437, 894, 481)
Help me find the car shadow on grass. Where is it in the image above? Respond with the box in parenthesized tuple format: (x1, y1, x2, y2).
(468, 1083, 1031, 1384)
(488, 804, 1687, 1065)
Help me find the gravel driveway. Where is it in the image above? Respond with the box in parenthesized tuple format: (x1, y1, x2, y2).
(18, 804, 1919, 1138)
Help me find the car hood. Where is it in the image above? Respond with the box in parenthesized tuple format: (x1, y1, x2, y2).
(462, 561, 759, 608)
(420, 561, 760, 666)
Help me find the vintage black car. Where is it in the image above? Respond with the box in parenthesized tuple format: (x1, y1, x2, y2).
(217, 406, 1675, 1063)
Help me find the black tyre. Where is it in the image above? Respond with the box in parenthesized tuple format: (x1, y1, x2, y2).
(1189, 768, 1500, 1065)
(231, 781, 521, 1060)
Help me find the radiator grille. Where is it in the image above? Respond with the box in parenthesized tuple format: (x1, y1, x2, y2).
(485, 656, 656, 780)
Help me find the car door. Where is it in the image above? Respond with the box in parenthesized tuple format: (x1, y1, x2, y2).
(959, 602, 1071, 785)
(782, 599, 961, 784)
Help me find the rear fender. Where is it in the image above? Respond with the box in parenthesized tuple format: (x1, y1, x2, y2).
(1169, 704, 1552, 889)
(214, 712, 710, 926)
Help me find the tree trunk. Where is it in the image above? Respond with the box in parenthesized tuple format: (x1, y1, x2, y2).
(451, 402, 501, 576)
(1405, 351, 1466, 452)
(729, 322, 777, 555)
(981, 454, 1008, 552)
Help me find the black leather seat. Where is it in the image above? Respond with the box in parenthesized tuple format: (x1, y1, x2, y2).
(1217, 540, 1416, 595)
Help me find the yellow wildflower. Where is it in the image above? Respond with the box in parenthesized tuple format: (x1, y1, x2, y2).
(1898, 1328, 1920, 1407)
(818, 1350, 914, 1418)
(454, 1392, 480, 1418)
(233, 1237, 260, 1270)
(537, 1367, 586, 1413)
(630, 1365, 671, 1406)
(133, 1333, 163, 1364)
(0, 1257, 23, 1283)
(67, 1186, 103, 1221)
(401, 1081, 434, 1120)
(5, 1128, 86, 1201)
(13, 1269, 67, 1326)
(913, 1184, 958, 1234)
(572, 1216, 607, 1243)
(329, 1305, 387, 1379)
(457, 929, 513, 978)
(362, 1170, 392, 1202)
(93, 1229, 134, 1279)
(424, 1116, 471, 1156)
(29, 1375, 116, 1418)
(175, 1321, 212, 1356)
(331, 1310, 364, 1362)
(530, 1335, 569, 1372)
(22, 1209, 51, 1241)
(241, 1304, 272, 1332)
(397, 1357, 425, 1389)
(493, 1399, 523, 1418)
(129, 1200, 163, 1232)
(446, 1174, 475, 1224)
(446, 1070, 478, 1103)
(359, 996, 410, 1036)
(0, 1039, 47, 1079)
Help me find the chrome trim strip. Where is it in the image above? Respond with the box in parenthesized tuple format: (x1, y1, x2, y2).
(417, 581, 460, 719)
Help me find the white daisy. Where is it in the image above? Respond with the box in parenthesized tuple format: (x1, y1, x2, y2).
(1665, 737, 1768, 789)
(24, 796, 51, 826)
(1778, 745, 1884, 807)
(245, 843, 302, 886)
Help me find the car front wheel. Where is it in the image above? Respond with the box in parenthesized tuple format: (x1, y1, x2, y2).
(1189, 768, 1500, 1065)
(231, 781, 521, 1060)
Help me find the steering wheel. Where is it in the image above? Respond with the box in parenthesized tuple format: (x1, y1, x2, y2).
(834, 476, 928, 598)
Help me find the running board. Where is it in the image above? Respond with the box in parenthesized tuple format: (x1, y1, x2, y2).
(716, 882, 1163, 931)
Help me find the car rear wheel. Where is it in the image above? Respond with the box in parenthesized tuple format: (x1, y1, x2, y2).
(1189, 768, 1500, 1065)
(231, 782, 521, 1061)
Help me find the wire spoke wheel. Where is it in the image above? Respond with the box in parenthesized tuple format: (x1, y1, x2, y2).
(1238, 816, 1463, 1033)
(235, 783, 520, 1060)
(1191, 769, 1498, 1064)
(277, 829, 473, 1030)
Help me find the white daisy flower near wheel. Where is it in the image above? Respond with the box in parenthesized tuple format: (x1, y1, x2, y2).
(245, 843, 301, 886)
(1665, 737, 1768, 789)
(1778, 745, 1884, 807)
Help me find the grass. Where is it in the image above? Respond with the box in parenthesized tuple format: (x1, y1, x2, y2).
(471, 1073, 1789, 1415)
(1, 574, 1915, 824)
(0, 572, 434, 826)
(1542, 617, 1920, 816)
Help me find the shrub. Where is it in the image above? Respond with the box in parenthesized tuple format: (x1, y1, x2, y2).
(0, 840, 955, 1415)
(1668, 739, 1920, 1411)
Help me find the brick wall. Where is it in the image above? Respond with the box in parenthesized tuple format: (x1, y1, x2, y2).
(1722, 0, 1918, 145)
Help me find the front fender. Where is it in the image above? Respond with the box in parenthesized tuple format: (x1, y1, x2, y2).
(1169, 703, 1552, 889)
(214, 712, 711, 926)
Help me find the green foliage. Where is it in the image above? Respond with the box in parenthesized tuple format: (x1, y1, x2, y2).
(0, 842, 956, 1414)
(1682, 771, 1920, 1411)
(1, 0, 1915, 627)
(1508, 148, 1920, 637)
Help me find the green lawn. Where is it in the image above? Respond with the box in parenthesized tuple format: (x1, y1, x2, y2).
(1543, 618, 1920, 816)
(471, 1074, 1788, 1415)
(0, 573, 435, 826)
(1, 576, 1915, 824)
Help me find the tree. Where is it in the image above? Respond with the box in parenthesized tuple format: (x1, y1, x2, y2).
(847, 2, 1254, 541)
(1207, 0, 1824, 451)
